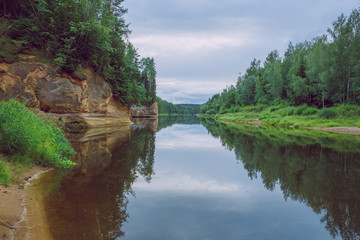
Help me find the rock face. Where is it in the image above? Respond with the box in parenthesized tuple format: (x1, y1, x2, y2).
(130, 102, 158, 118)
(0, 61, 131, 129)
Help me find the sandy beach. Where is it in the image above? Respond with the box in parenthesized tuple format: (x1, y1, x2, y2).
(0, 166, 52, 240)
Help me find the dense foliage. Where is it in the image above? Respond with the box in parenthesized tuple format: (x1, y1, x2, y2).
(0, 0, 156, 106)
(0, 100, 75, 168)
(200, 8, 360, 114)
(0, 157, 10, 185)
(157, 97, 200, 115)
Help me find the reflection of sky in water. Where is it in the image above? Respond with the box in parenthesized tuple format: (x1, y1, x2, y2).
(123, 124, 339, 240)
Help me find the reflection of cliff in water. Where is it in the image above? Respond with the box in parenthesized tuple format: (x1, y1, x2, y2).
(42, 124, 156, 240)
(67, 127, 131, 177)
(201, 119, 360, 240)
(131, 117, 158, 132)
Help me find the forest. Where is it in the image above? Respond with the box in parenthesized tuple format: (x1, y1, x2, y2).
(157, 97, 200, 115)
(0, 0, 156, 107)
(200, 8, 360, 115)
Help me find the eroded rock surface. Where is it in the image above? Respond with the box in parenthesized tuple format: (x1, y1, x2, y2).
(130, 102, 158, 118)
(0, 61, 130, 128)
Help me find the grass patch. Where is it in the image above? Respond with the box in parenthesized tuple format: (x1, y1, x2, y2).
(202, 104, 360, 128)
(0, 154, 36, 186)
(0, 157, 10, 186)
(0, 99, 76, 170)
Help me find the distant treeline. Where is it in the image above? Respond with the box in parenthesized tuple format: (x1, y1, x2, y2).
(1, 0, 156, 107)
(201, 7, 360, 114)
(157, 97, 200, 115)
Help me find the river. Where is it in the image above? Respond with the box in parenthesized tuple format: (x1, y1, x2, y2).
(30, 116, 360, 240)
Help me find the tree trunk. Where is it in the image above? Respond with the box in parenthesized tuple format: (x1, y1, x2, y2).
(347, 78, 350, 102)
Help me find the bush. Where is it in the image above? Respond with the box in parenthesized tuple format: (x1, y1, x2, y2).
(0, 36, 23, 63)
(270, 106, 281, 112)
(0, 100, 76, 168)
(285, 106, 295, 116)
(318, 108, 337, 119)
(294, 104, 308, 115)
(206, 109, 217, 115)
(302, 107, 319, 116)
(230, 105, 242, 113)
(335, 104, 360, 117)
(243, 104, 267, 112)
(0, 160, 10, 186)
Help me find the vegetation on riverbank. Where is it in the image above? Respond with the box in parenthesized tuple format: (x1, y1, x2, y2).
(200, 118, 360, 152)
(0, 100, 76, 185)
(157, 97, 200, 115)
(200, 7, 360, 124)
(1, 0, 157, 107)
(199, 104, 360, 128)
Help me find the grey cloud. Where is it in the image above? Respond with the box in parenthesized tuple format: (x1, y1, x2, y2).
(123, 0, 360, 103)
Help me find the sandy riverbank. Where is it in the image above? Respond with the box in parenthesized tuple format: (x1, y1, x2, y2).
(0, 166, 53, 240)
(303, 126, 360, 135)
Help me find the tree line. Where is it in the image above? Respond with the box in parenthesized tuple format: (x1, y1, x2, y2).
(0, 0, 156, 107)
(157, 97, 200, 115)
(200, 8, 360, 114)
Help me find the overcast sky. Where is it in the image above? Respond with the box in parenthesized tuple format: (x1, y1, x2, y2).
(123, 0, 359, 104)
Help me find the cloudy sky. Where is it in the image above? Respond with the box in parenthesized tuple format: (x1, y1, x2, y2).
(123, 0, 359, 104)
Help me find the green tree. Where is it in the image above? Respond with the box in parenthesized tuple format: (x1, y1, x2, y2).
(140, 57, 157, 106)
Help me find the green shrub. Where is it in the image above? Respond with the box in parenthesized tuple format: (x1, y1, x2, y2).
(230, 105, 242, 113)
(302, 107, 319, 116)
(0, 100, 76, 168)
(270, 106, 281, 112)
(0, 36, 23, 63)
(285, 106, 295, 116)
(0, 160, 10, 186)
(294, 104, 308, 115)
(206, 109, 217, 115)
(319, 108, 337, 119)
(335, 104, 360, 117)
(219, 106, 228, 114)
(242, 104, 267, 112)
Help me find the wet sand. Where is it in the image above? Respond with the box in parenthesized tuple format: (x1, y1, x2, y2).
(0, 166, 52, 240)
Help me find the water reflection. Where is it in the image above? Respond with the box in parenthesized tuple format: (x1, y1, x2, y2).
(200, 119, 360, 240)
(41, 123, 156, 240)
(157, 115, 199, 131)
(39, 116, 360, 240)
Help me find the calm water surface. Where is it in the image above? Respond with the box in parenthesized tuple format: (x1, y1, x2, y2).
(39, 117, 360, 240)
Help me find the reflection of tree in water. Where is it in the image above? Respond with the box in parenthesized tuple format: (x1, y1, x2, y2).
(43, 126, 156, 240)
(201, 119, 360, 240)
(158, 115, 199, 131)
(120, 127, 156, 184)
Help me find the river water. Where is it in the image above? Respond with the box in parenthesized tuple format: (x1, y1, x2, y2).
(35, 116, 360, 240)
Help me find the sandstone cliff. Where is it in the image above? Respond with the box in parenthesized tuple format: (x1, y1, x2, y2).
(0, 61, 131, 130)
(130, 102, 158, 118)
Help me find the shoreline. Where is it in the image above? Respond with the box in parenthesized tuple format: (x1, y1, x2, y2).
(213, 118, 360, 135)
(0, 119, 359, 240)
(0, 166, 52, 240)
